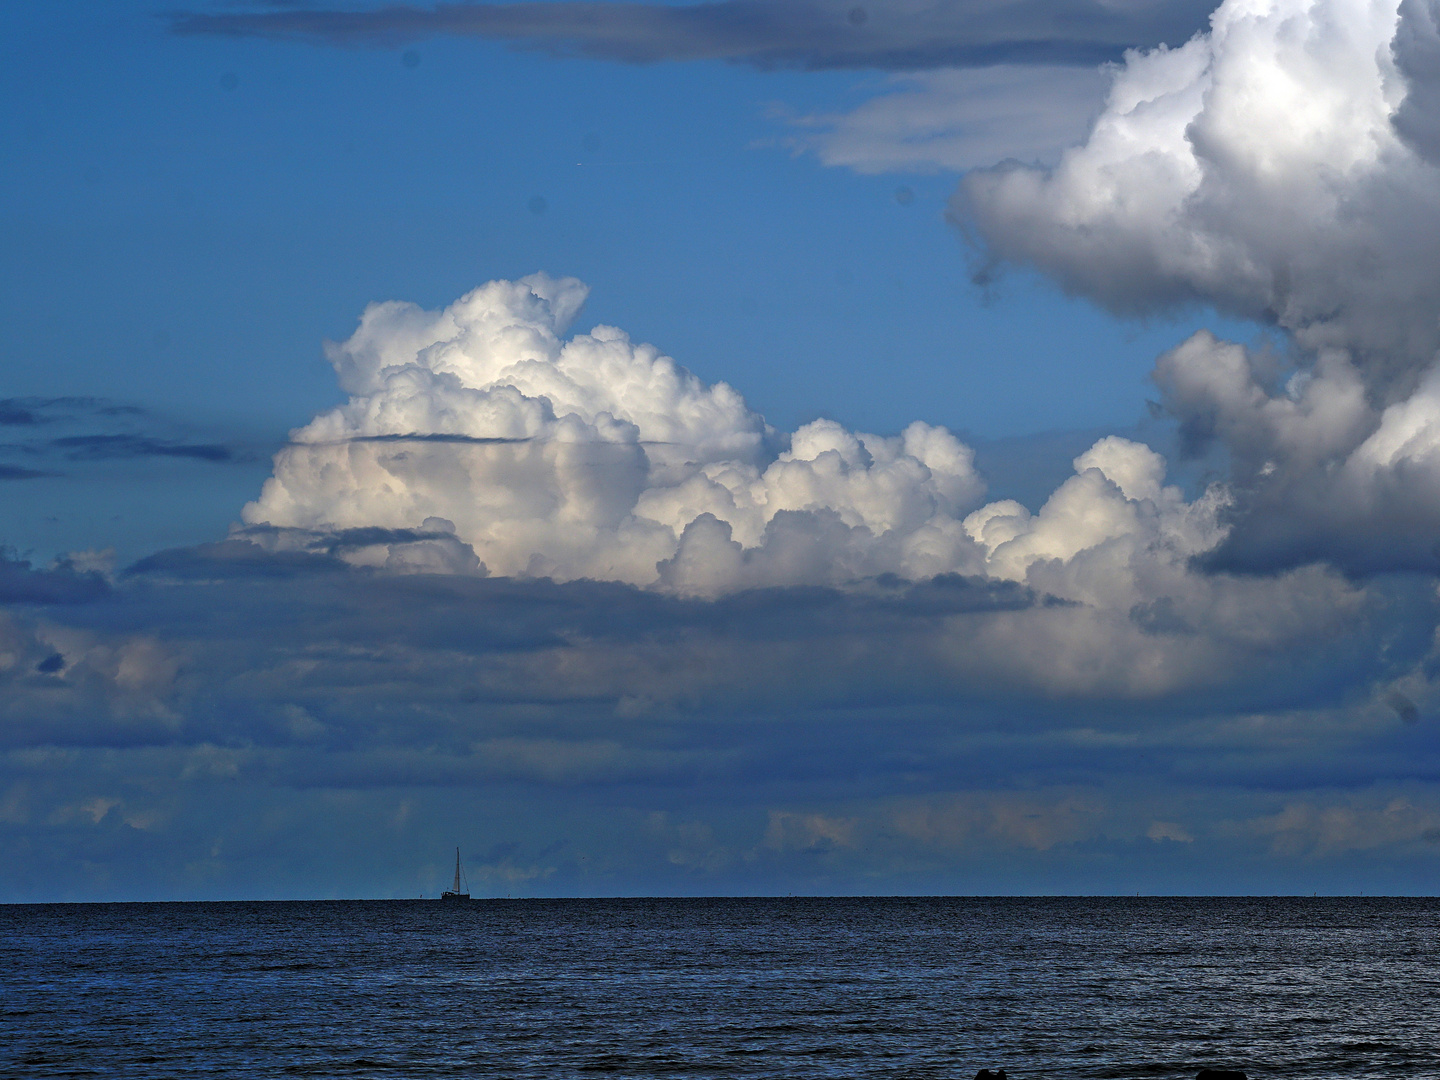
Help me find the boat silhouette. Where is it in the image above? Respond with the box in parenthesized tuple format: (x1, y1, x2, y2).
(440, 847, 471, 901)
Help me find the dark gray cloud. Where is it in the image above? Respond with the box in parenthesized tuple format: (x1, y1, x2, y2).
(128, 538, 349, 580)
(0, 552, 110, 605)
(1196, 474, 1440, 577)
(1144, 332, 1440, 578)
(1393, 0, 1440, 164)
(167, 0, 1217, 70)
(0, 402, 42, 426)
(339, 432, 537, 445)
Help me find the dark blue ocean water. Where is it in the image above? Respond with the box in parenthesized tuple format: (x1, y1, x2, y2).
(3, 897, 1438, 1079)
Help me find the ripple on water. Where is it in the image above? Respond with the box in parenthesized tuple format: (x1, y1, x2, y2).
(3, 897, 1440, 1078)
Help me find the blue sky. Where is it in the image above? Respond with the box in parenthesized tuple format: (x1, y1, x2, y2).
(1, 0, 1250, 559)
(5, 0, 1440, 900)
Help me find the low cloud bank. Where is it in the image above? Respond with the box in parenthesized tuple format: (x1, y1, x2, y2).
(0, 537, 1435, 898)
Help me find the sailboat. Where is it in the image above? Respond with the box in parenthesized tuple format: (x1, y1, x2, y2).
(440, 847, 471, 901)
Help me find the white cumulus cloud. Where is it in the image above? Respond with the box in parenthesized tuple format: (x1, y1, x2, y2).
(961, 0, 1440, 375)
(245, 274, 988, 590)
(959, 0, 1440, 573)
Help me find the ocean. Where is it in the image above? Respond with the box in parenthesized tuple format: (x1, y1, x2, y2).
(3, 897, 1437, 1078)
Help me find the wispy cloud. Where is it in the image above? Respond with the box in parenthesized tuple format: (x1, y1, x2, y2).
(0, 398, 252, 471)
(776, 64, 1107, 173)
(50, 435, 235, 463)
(0, 397, 143, 427)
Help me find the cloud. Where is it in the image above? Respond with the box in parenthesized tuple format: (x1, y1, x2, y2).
(1150, 330, 1440, 572)
(1146, 820, 1194, 842)
(7, 3, 1440, 902)
(0, 398, 146, 427)
(0, 607, 181, 750)
(0, 465, 55, 481)
(1393, 0, 1440, 163)
(1236, 796, 1440, 857)
(0, 502, 1406, 770)
(24, 0, 1440, 893)
(50, 435, 235, 463)
(956, 0, 1440, 575)
(246, 273, 988, 591)
(0, 401, 44, 426)
(779, 64, 1107, 173)
(0, 531, 1416, 762)
(889, 790, 1109, 851)
(0, 552, 110, 606)
(167, 0, 1163, 182)
(168, 0, 1217, 72)
(959, 0, 1440, 375)
(68, 261, 1413, 894)
(0, 398, 250, 480)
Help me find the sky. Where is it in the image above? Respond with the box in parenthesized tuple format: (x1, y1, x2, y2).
(4, 0, 1440, 900)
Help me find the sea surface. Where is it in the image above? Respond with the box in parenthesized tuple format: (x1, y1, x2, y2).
(3, 897, 1438, 1079)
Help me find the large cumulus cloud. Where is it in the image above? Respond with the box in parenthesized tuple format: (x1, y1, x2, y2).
(960, 0, 1440, 573)
(961, 0, 1440, 373)
(247, 274, 987, 589)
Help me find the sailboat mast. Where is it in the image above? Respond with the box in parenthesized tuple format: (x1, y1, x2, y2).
(453, 847, 462, 894)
